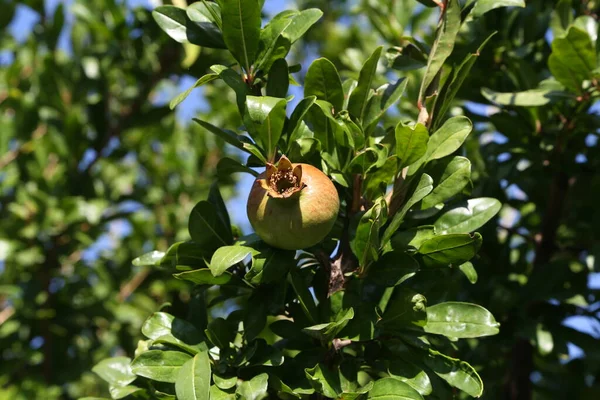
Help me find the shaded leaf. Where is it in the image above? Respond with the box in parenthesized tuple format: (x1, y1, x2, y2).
(305, 58, 344, 112)
(421, 156, 471, 209)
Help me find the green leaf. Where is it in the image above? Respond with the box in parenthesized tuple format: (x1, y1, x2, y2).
(396, 123, 428, 168)
(236, 373, 269, 400)
(458, 261, 478, 284)
(209, 65, 249, 114)
(267, 58, 289, 98)
(367, 377, 424, 399)
(245, 96, 287, 161)
(471, 0, 526, 18)
(287, 96, 317, 144)
(421, 156, 471, 209)
(174, 269, 239, 286)
(432, 32, 496, 130)
(152, 6, 225, 48)
(92, 357, 136, 387)
(550, 0, 574, 38)
(185, 2, 226, 47)
(391, 226, 436, 252)
(481, 79, 569, 107)
(193, 118, 244, 151)
(170, 73, 218, 109)
(418, 0, 460, 102)
(418, 233, 482, 267)
(305, 364, 342, 398)
(304, 58, 344, 112)
(423, 116, 472, 163)
(380, 289, 427, 331)
(423, 350, 483, 397)
(109, 385, 145, 399)
(387, 360, 432, 396)
(219, 0, 262, 72)
(205, 317, 236, 349)
(424, 302, 500, 338)
(348, 46, 383, 122)
(217, 157, 259, 178)
(131, 350, 192, 383)
(209, 245, 253, 276)
(133, 251, 166, 267)
(175, 351, 211, 400)
(364, 78, 409, 135)
(189, 201, 233, 252)
(245, 248, 295, 285)
(280, 8, 323, 43)
(254, 11, 295, 72)
(548, 27, 597, 92)
(351, 198, 388, 267)
(434, 197, 501, 234)
(302, 308, 355, 342)
(288, 268, 318, 324)
(142, 312, 206, 354)
(368, 251, 419, 287)
(214, 375, 238, 390)
(382, 174, 434, 244)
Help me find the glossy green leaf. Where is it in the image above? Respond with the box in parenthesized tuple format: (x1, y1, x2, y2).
(132, 251, 166, 267)
(423, 350, 483, 397)
(210, 386, 236, 400)
(391, 226, 436, 252)
(131, 350, 192, 383)
(141, 312, 206, 354)
(348, 46, 383, 122)
(236, 373, 269, 400)
(351, 198, 388, 267)
(184, 2, 226, 47)
(418, 0, 460, 102)
(382, 174, 434, 244)
(175, 351, 211, 400)
(458, 261, 477, 284)
(254, 11, 295, 72)
(364, 78, 409, 134)
(387, 360, 432, 396)
(424, 116, 472, 163)
(396, 123, 428, 168)
(214, 375, 237, 390)
(109, 385, 144, 399)
(386, 45, 427, 72)
(219, 0, 261, 71)
(245, 95, 287, 161)
(434, 197, 501, 234)
(421, 156, 471, 209)
(368, 251, 419, 287)
(367, 377, 424, 399)
(171, 73, 219, 110)
(424, 302, 500, 338)
(281, 8, 323, 43)
(548, 27, 596, 92)
(305, 58, 344, 112)
(209, 245, 253, 276)
(188, 201, 233, 252)
(380, 289, 427, 331)
(153, 5, 225, 48)
(92, 357, 136, 387)
(245, 248, 295, 285)
(418, 233, 482, 267)
(471, 0, 525, 18)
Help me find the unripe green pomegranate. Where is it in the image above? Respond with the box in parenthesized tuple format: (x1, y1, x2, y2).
(246, 155, 340, 250)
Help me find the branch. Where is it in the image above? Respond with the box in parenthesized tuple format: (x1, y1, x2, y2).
(118, 267, 151, 302)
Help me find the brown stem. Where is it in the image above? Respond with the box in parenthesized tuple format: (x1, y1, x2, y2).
(118, 267, 151, 302)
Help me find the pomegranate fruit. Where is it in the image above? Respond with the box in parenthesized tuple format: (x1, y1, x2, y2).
(246, 155, 340, 250)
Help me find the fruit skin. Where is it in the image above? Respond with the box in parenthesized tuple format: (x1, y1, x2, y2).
(247, 160, 340, 250)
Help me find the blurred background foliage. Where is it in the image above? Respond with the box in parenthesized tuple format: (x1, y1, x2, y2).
(1, 0, 600, 399)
